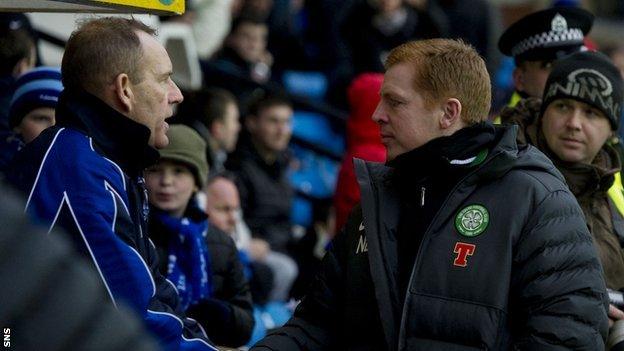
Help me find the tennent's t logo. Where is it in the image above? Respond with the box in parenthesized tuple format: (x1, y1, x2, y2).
(453, 242, 476, 267)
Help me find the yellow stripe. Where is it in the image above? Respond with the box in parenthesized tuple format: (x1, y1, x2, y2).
(493, 92, 522, 125)
(93, 0, 184, 13)
(608, 172, 624, 218)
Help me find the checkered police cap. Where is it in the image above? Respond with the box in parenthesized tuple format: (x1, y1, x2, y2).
(498, 7, 593, 62)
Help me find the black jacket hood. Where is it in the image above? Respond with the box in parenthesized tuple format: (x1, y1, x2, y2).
(372, 124, 564, 189)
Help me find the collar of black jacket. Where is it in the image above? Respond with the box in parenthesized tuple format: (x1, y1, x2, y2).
(232, 136, 289, 176)
(541, 131, 621, 197)
(216, 46, 253, 72)
(55, 89, 159, 176)
(388, 122, 497, 174)
(555, 145, 620, 197)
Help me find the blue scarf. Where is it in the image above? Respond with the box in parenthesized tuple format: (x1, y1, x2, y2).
(155, 211, 213, 310)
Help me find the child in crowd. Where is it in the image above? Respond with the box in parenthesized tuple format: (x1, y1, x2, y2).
(0, 66, 62, 173)
(9, 67, 61, 143)
(145, 124, 254, 348)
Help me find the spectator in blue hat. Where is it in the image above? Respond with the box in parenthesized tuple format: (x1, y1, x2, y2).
(9, 66, 63, 143)
(0, 66, 62, 174)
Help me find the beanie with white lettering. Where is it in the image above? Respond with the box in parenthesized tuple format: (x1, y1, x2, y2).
(541, 51, 623, 130)
(9, 66, 63, 129)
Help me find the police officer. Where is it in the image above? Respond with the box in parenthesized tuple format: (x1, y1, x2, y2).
(498, 7, 594, 109)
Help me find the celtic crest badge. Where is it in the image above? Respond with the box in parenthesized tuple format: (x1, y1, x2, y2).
(455, 204, 489, 237)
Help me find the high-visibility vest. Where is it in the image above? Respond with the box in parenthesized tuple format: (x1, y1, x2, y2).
(493, 91, 522, 124)
(608, 172, 624, 218)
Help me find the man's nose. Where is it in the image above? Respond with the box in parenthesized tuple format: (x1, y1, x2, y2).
(169, 80, 183, 104)
(278, 121, 292, 134)
(565, 109, 583, 130)
(161, 172, 174, 185)
(371, 103, 386, 124)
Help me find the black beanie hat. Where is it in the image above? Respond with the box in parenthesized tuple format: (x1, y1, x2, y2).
(541, 51, 623, 130)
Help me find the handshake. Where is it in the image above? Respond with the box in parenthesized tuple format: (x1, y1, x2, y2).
(608, 289, 624, 351)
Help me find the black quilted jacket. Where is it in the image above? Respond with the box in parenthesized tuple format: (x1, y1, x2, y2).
(252, 125, 609, 350)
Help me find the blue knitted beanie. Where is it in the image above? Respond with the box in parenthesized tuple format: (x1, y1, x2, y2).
(9, 67, 63, 128)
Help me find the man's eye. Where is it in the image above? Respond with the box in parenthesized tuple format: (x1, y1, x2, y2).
(388, 99, 402, 107)
(555, 102, 569, 111)
(33, 116, 51, 122)
(585, 109, 600, 118)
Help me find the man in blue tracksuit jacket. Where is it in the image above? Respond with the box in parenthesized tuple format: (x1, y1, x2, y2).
(8, 17, 217, 351)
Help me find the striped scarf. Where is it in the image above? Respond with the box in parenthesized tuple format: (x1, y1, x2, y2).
(155, 211, 213, 310)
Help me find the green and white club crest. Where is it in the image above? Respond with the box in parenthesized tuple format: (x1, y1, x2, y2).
(455, 204, 489, 237)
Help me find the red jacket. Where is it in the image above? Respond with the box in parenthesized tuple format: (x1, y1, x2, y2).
(333, 73, 386, 234)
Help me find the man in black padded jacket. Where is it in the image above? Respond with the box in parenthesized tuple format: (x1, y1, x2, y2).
(251, 39, 609, 350)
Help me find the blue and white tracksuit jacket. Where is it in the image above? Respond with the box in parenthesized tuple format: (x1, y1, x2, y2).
(8, 91, 217, 351)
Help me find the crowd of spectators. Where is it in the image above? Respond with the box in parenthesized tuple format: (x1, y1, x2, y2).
(4, 0, 624, 350)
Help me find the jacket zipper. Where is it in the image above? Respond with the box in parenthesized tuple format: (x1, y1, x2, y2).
(136, 176, 149, 238)
(396, 150, 502, 350)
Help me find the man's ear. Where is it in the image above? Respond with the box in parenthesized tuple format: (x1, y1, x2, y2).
(112, 73, 133, 114)
(439, 98, 462, 130)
